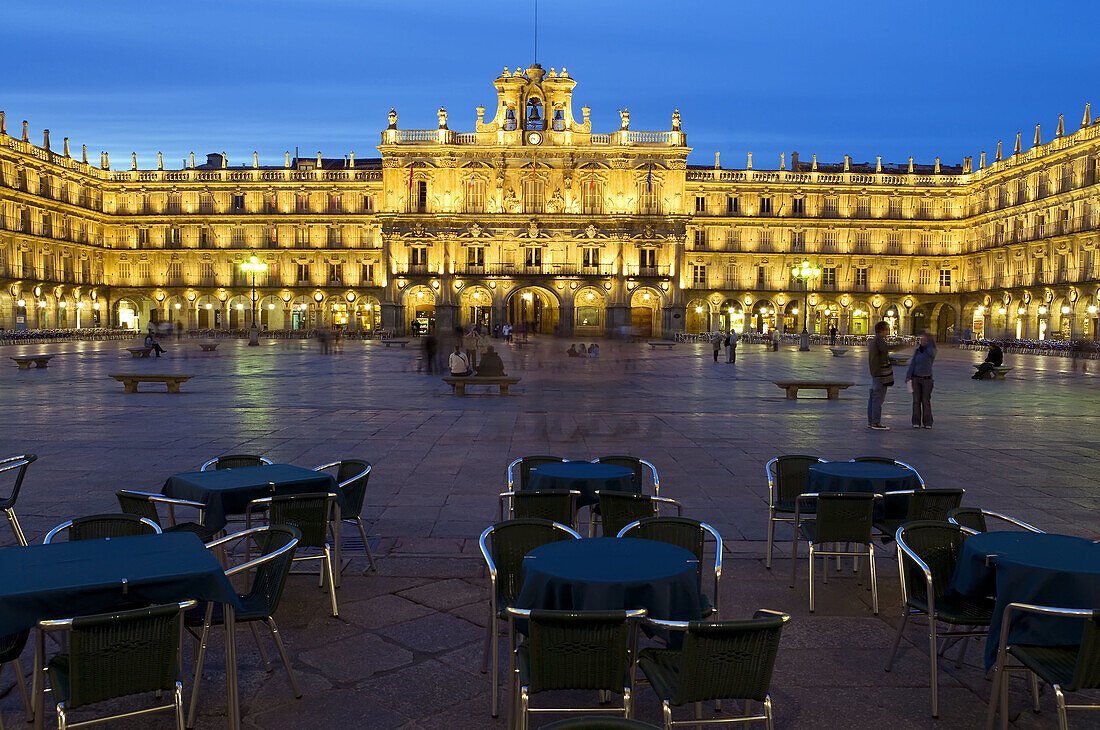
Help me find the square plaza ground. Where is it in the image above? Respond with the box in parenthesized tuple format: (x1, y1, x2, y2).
(0, 337, 1097, 729)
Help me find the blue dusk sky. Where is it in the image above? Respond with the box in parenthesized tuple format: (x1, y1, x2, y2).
(5, 0, 1099, 170)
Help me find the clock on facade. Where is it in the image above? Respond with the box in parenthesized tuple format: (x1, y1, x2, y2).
(526, 131, 542, 145)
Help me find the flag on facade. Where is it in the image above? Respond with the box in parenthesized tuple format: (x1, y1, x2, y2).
(646, 163, 652, 192)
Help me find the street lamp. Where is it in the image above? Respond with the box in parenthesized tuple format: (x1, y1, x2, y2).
(790, 260, 821, 351)
(240, 254, 267, 345)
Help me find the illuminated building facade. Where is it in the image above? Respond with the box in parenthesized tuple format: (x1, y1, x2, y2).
(1, 64, 1098, 340)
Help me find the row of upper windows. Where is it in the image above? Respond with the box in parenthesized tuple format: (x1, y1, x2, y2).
(687, 263, 954, 289)
(112, 260, 377, 286)
(108, 192, 376, 215)
(692, 194, 964, 220)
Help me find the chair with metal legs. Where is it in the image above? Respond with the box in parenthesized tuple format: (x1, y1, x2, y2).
(617, 517, 722, 617)
(186, 525, 300, 728)
(44, 514, 161, 543)
(499, 489, 581, 530)
(790, 492, 880, 614)
(116, 490, 217, 542)
(478, 519, 582, 719)
(313, 459, 375, 578)
(947, 507, 1043, 534)
(986, 602, 1100, 730)
(884, 521, 994, 718)
(764, 455, 826, 569)
(0, 454, 36, 546)
(0, 629, 31, 728)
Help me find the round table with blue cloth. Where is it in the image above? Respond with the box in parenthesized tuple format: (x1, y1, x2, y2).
(949, 531, 1100, 670)
(516, 537, 704, 622)
(807, 461, 921, 519)
(527, 461, 637, 507)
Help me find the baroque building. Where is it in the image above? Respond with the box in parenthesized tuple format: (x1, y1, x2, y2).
(1, 64, 1098, 340)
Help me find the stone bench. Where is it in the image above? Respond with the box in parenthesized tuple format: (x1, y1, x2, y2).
(199, 343, 219, 352)
(109, 373, 194, 393)
(773, 381, 854, 400)
(126, 347, 153, 358)
(442, 376, 521, 396)
(973, 364, 1014, 380)
(10, 355, 53, 370)
(828, 348, 848, 357)
(647, 342, 676, 349)
(381, 339, 410, 348)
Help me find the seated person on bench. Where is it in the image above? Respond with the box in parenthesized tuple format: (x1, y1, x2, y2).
(476, 346, 506, 377)
(144, 332, 167, 357)
(972, 343, 1003, 379)
(449, 345, 471, 377)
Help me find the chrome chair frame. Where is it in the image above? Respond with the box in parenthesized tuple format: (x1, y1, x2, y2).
(0, 454, 36, 546)
(642, 610, 790, 729)
(505, 456, 568, 494)
(498, 489, 582, 529)
(590, 456, 662, 496)
(313, 460, 375, 577)
(885, 522, 987, 718)
(595, 491, 683, 538)
(43, 516, 161, 543)
(247, 494, 340, 617)
(764, 456, 827, 569)
(617, 518, 723, 615)
(199, 455, 272, 471)
(790, 493, 881, 614)
(947, 508, 1044, 534)
(186, 527, 301, 728)
(506, 607, 647, 730)
(986, 602, 1099, 730)
(479, 520, 583, 719)
(115, 490, 208, 530)
(36, 600, 195, 730)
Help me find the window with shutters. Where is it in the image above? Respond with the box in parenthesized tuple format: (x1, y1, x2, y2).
(693, 229, 706, 250)
(939, 269, 952, 289)
(328, 263, 343, 283)
(523, 179, 545, 214)
(695, 196, 706, 214)
(200, 262, 215, 284)
(727, 196, 740, 215)
(791, 198, 803, 216)
(759, 196, 773, 215)
(465, 179, 486, 213)
(466, 246, 485, 268)
(919, 269, 932, 286)
(582, 248, 599, 269)
(582, 180, 602, 214)
(360, 263, 375, 284)
(524, 247, 542, 268)
(692, 264, 707, 286)
(855, 267, 868, 289)
(886, 268, 900, 285)
(821, 267, 837, 288)
(790, 230, 805, 252)
(328, 194, 342, 213)
(296, 263, 310, 284)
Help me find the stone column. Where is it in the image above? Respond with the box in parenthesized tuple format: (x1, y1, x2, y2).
(558, 291, 575, 337)
(839, 309, 850, 335)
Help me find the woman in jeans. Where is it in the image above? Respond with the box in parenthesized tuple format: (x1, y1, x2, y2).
(905, 332, 937, 429)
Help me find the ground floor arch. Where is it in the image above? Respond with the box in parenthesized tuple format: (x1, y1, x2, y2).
(685, 298, 709, 334)
(719, 299, 744, 334)
(574, 286, 605, 337)
(404, 285, 437, 334)
(507, 285, 559, 334)
(752, 299, 777, 334)
(459, 285, 494, 330)
(629, 287, 663, 338)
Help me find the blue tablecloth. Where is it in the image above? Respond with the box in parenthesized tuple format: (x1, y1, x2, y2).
(949, 531, 1100, 669)
(162, 464, 340, 530)
(807, 462, 920, 519)
(516, 537, 702, 621)
(0, 532, 240, 636)
(527, 462, 637, 507)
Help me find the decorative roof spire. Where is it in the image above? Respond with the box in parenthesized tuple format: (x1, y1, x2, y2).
(875, 155, 882, 172)
(907, 156, 913, 174)
(253, 152, 259, 168)
(979, 150, 986, 168)
(746, 152, 753, 170)
(1083, 102, 1092, 128)
(811, 153, 817, 171)
(714, 151, 719, 169)
(63, 137, 70, 157)
(995, 140, 1002, 161)
(43, 129, 50, 151)
(0, 111, 4, 135)
(189, 152, 195, 168)
(131, 152, 137, 170)
(1013, 132, 1021, 155)
(1033, 123, 1041, 148)
(1056, 113, 1064, 137)
(843, 154, 850, 172)
(82, 144, 87, 164)
(157, 151, 164, 170)
(22, 120, 28, 142)
(934, 157, 940, 174)
(221, 152, 227, 168)
(285, 151, 291, 168)
(780, 152, 786, 171)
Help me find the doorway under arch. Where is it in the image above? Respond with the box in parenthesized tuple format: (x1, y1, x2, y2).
(508, 286, 559, 334)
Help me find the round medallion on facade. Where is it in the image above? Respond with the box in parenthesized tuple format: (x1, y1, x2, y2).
(526, 131, 542, 146)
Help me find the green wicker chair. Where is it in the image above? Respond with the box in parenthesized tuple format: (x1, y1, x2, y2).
(506, 608, 646, 729)
(790, 493, 880, 614)
(478, 518, 582, 718)
(850, 456, 926, 488)
(0, 629, 31, 726)
(44, 513, 161, 543)
(764, 455, 826, 569)
(200, 454, 272, 471)
(313, 459, 375, 572)
(885, 521, 994, 718)
(591, 456, 661, 496)
(637, 610, 790, 729)
(40, 601, 193, 730)
(947, 507, 1043, 534)
(597, 492, 682, 539)
(505, 456, 568, 492)
(873, 488, 965, 543)
(186, 525, 300, 728)
(987, 603, 1100, 730)
(499, 489, 581, 530)
(248, 492, 339, 617)
(115, 490, 217, 542)
(617, 517, 722, 616)
(0, 454, 35, 546)
(540, 719, 662, 729)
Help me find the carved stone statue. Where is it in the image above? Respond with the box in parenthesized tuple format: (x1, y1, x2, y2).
(671, 109, 681, 131)
(546, 189, 565, 214)
(437, 107, 448, 130)
(527, 221, 539, 239)
(619, 108, 630, 131)
(504, 187, 519, 213)
(585, 224, 597, 239)
(388, 108, 397, 130)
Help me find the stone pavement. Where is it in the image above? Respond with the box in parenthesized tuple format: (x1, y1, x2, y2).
(0, 335, 1097, 729)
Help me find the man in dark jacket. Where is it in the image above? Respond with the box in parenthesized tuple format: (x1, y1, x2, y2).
(972, 344, 1004, 379)
(867, 321, 903, 430)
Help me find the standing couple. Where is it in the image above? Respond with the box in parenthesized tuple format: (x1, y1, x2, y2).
(711, 331, 738, 363)
(868, 322, 936, 431)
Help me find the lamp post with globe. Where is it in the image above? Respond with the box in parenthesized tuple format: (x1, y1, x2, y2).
(791, 260, 821, 351)
(240, 255, 267, 345)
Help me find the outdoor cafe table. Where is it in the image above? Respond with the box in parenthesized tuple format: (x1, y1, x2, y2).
(948, 531, 1100, 670)
(526, 462, 637, 507)
(807, 461, 921, 519)
(516, 537, 703, 624)
(0, 532, 244, 730)
(162, 463, 340, 531)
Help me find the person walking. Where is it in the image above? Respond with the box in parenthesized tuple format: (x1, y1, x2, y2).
(867, 320, 902, 430)
(711, 332, 722, 362)
(905, 332, 936, 429)
(422, 333, 437, 374)
(726, 330, 737, 363)
(829, 325, 838, 347)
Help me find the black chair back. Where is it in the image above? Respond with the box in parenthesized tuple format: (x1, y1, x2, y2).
(0, 454, 35, 511)
(674, 614, 787, 704)
(526, 610, 634, 693)
(512, 490, 578, 530)
(813, 493, 876, 544)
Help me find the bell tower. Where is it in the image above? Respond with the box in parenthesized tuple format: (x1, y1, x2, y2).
(476, 65, 589, 138)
